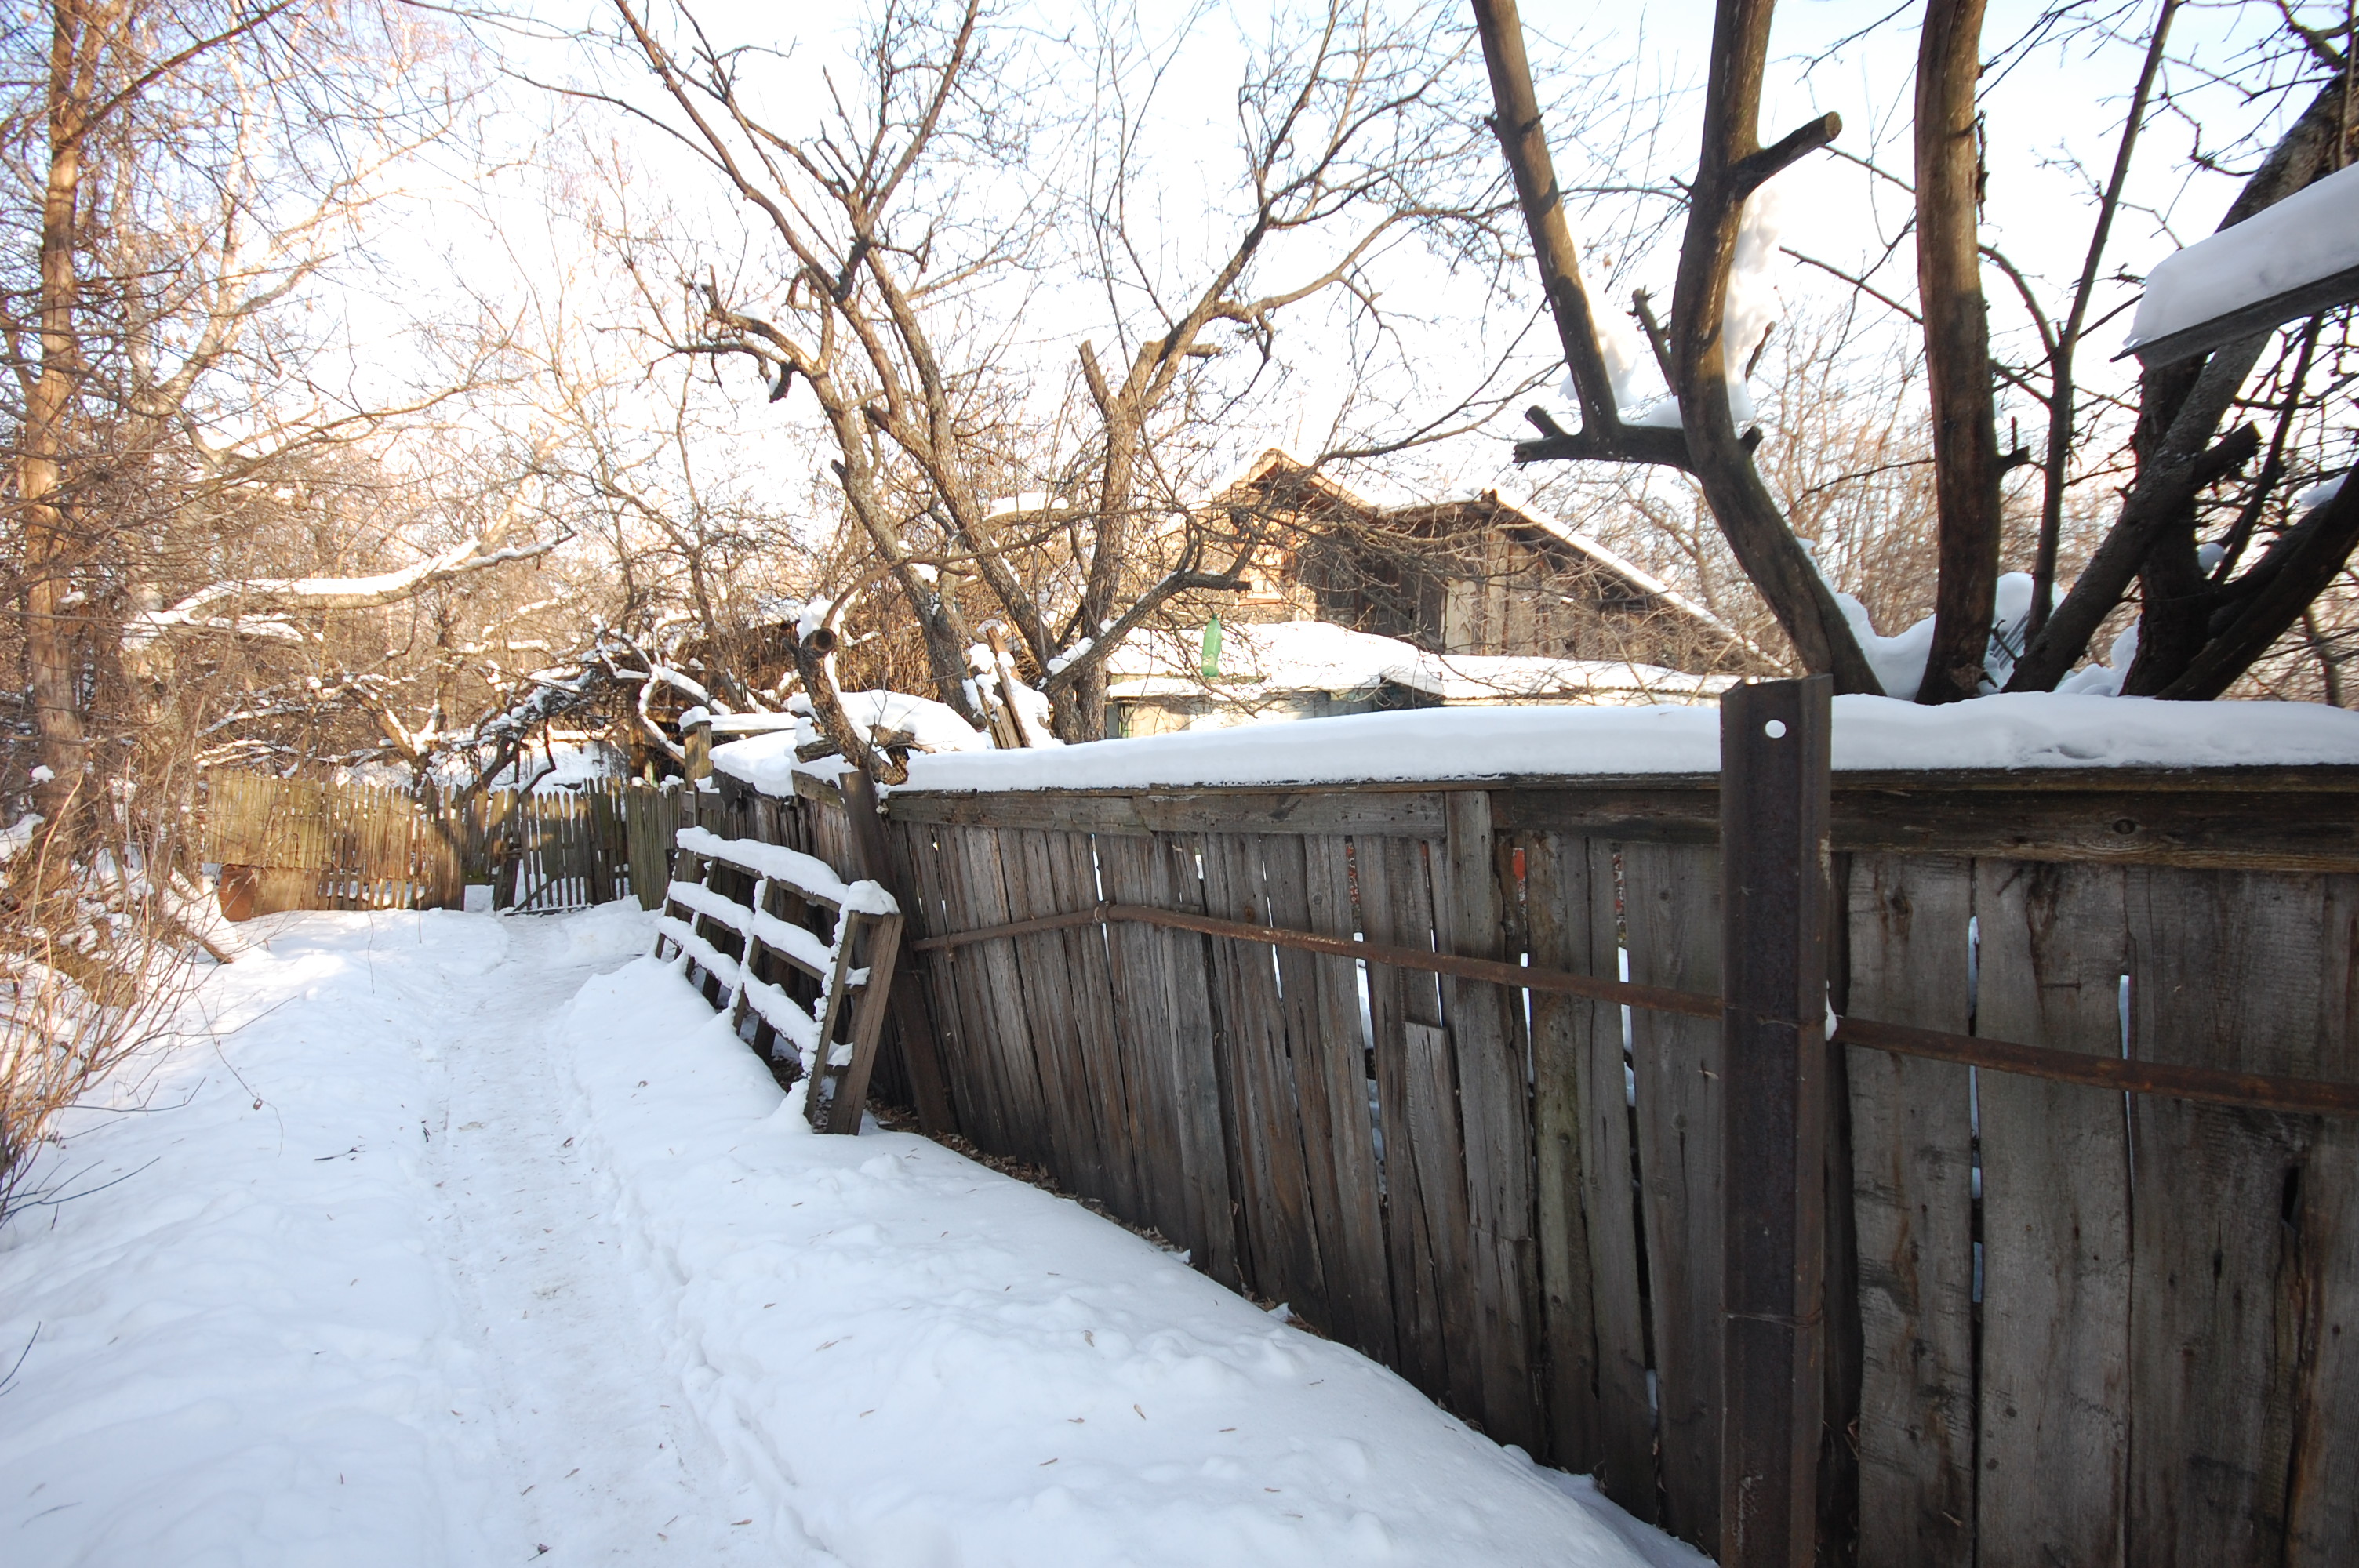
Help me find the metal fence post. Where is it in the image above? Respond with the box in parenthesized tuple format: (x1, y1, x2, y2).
(1720, 675, 1833, 1567)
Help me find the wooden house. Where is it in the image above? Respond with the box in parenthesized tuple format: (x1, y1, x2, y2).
(1202, 448, 1755, 673)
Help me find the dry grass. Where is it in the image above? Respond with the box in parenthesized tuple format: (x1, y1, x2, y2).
(0, 779, 215, 1228)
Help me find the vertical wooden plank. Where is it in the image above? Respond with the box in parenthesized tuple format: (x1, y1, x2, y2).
(1199, 831, 1326, 1312)
(1256, 833, 1353, 1334)
(1818, 866, 1864, 1562)
(1438, 790, 1542, 1451)
(571, 791, 590, 906)
(911, 822, 1009, 1149)
(1971, 858, 2130, 1568)
(926, 822, 1011, 1148)
(1092, 832, 1180, 1241)
(1095, 832, 1234, 1275)
(1590, 833, 1663, 1517)
(1352, 832, 1434, 1392)
(1298, 832, 1396, 1365)
(1843, 851, 1976, 1568)
(2288, 873, 2359, 1568)
(1044, 829, 1143, 1217)
(587, 788, 612, 906)
(1008, 827, 1110, 1202)
(947, 824, 1054, 1169)
(1009, 829, 1108, 1197)
(1623, 837, 1726, 1552)
(2125, 868, 2331, 1567)
(1358, 834, 1475, 1410)
(1155, 829, 1244, 1290)
(1717, 677, 1830, 1568)
(1525, 829, 1640, 1487)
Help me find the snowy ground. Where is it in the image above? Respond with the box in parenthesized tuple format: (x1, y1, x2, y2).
(0, 904, 1701, 1567)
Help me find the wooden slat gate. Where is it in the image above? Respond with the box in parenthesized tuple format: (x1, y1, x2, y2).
(485, 787, 634, 912)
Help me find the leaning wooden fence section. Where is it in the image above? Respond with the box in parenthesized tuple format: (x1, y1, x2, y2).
(653, 826, 904, 1134)
(683, 740, 2359, 1568)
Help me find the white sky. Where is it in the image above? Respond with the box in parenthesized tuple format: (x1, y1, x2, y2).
(355, 1, 2305, 518)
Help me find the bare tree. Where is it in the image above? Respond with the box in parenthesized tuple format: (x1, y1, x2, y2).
(0, 1, 518, 833)
(566, 0, 1576, 762)
(1479, 0, 2359, 705)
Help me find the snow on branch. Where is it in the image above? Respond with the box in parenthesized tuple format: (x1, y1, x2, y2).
(127, 478, 563, 646)
(134, 535, 558, 641)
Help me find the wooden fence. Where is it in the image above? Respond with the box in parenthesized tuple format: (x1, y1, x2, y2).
(682, 746, 2359, 1567)
(202, 771, 714, 916)
(203, 771, 464, 913)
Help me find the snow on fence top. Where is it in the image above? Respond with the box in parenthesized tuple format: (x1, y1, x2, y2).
(2125, 161, 2359, 363)
(818, 695, 2359, 794)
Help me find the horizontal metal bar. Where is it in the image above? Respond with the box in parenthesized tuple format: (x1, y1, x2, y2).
(1830, 1015, 2359, 1118)
(910, 902, 2359, 1117)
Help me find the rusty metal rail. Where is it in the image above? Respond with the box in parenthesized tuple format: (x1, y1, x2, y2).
(911, 899, 2359, 1119)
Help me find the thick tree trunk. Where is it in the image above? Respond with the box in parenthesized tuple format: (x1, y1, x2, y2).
(1910, 0, 2002, 705)
(22, 6, 92, 831)
(1474, 0, 1876, 689)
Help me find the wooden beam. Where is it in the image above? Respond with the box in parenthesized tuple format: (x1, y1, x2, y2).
(1717, 677, 1831, 1568)
(883, 768, 2359, 869)
(885, 787, 1448, 838)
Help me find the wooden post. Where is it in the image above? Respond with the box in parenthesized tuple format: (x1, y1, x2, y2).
(840, 769, 960, 1136)
(1719, 675, 1832, 1567)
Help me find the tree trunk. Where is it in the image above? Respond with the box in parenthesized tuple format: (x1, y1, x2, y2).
(2157, 476, 2359, 699)
(22, 5, 93, 832)
(1669, 0, 1885, 695)
(2006, 64, 2353, 691)
(1910, 0, 2002, 705)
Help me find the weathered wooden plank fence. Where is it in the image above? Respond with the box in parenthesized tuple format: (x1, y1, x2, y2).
(202, 771, 716, 916)
(678, 720, 2359, 1566)
(203, 771, 465, 914)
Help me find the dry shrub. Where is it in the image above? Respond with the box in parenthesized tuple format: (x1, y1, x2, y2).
(0, 773, 215, 1228)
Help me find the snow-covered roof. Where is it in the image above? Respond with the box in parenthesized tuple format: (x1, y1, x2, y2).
(2125, 162, 2359, 363)
(1104, 619, 1732, 704)
(896, 695, 2359, 794)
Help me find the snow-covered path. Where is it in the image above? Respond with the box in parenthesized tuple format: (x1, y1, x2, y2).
(1, 905, 1699, 1567)
(432, 914, 776, 1562)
